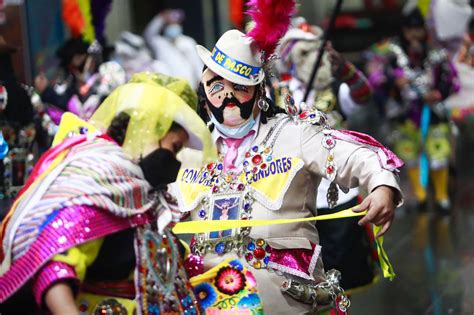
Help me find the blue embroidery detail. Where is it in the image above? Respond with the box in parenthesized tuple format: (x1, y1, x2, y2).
(211, 46, 261, 79)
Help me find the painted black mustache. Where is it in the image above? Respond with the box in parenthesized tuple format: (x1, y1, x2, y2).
(207, 93, 257, 124)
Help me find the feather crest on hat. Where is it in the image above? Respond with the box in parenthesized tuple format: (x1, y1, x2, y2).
(246, 0, 296, 61)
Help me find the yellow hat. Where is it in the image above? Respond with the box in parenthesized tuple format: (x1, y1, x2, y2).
(90, 81, 216, 161)
(129, 72, 198, 111)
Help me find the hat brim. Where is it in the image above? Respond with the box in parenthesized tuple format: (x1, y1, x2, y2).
(196, 45, 265, 86)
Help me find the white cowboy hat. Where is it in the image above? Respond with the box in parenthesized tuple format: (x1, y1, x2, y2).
(196, 29, 265, 86)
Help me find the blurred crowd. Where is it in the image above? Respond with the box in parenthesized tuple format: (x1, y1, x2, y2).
(1, 3, 468, 210)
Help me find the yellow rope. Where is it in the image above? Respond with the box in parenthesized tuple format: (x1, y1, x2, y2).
(173, 207, 366, 234)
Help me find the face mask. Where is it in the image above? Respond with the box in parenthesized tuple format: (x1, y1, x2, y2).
(210, 112, 256, 138)
(164, 24, 183, 40)
(139, 148, 181, 188)
(206, 88, 257, 124)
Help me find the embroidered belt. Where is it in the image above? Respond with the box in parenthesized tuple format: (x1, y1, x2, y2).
(188, 237, 321, 280)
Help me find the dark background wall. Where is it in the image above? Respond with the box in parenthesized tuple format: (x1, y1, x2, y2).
(0, 4, 30, 83)
(25, 0, 64, 79)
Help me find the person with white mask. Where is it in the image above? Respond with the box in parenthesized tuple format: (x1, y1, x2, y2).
(171, 1, 404, 313)
(143, 9, 203, 89)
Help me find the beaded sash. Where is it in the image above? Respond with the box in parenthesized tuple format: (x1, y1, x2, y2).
(135, 226, 202, 315)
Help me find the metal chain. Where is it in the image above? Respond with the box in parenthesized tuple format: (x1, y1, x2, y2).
(261, 115, 290, 147)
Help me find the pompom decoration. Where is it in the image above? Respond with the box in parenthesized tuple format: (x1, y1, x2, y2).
(76, 0, 95, 43)
(62, 0, 86, 38)
(62, 0, 114, 43)
(246, 0, 296, 61)
(184, 254, 204, 278)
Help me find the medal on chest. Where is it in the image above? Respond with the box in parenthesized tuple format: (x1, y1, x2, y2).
(193, 158, 256, 257)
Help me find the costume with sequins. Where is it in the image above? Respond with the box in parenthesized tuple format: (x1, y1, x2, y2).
(174, 108, 404, 313)
(172, 1, 403, 312)
(0, 135, 201, 314)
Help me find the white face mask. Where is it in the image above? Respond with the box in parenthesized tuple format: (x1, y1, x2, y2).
(209, 112, 256, 138)
(164, 24, 183, 40)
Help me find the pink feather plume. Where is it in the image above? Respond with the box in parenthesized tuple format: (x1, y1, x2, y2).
(246, 0, 296, 60)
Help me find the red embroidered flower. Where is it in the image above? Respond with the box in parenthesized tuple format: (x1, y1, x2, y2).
(215, 266, 246, 295)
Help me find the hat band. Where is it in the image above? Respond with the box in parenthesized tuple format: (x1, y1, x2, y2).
(211, 46, 261, 80)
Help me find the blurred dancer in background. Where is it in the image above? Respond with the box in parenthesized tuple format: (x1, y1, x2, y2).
(144, 9, 203, 88)
(276, 19, 372, 115)
(0, 37, 34, 132)
(113, 31, 170, 79)
(446, 34, 474, 124)
(34, 38, 125, 123)
(34, 0, 125, 124)
(364, 4, 461, 215)
(0, 37, 35, 197)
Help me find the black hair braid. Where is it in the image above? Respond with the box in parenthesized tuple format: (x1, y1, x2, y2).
(106, 112, 131, 146)
(259, 78, 286, 124)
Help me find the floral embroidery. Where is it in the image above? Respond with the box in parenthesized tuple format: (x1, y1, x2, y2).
(215, 266, 246, 295)
(194, 283, 217, 308)
(238, 293, 262, 310)
(190, 259, 263, 314)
